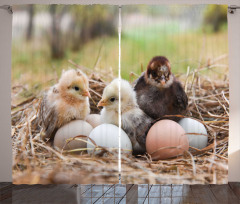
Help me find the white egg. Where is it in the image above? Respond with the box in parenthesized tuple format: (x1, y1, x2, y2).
(178, 118, 208, 149)
(86, 114, 102, 128)
(54, 120, 93, 151)
(87, 123, 132, 154)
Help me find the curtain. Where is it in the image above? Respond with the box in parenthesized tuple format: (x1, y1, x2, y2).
(11, 4, 228, 185)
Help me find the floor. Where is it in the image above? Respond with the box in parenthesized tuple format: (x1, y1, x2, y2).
(1, 183, 240, 204)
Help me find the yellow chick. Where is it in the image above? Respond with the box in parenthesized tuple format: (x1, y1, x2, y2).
(39, 69, 91, 141)
(98, 79, 153, 155)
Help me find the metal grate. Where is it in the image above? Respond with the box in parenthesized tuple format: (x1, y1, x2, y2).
(77, 184, 196, 204)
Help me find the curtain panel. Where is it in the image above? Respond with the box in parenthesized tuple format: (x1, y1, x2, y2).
(11, 4, 228, 184)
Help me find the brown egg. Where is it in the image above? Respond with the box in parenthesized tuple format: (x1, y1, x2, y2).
(54, 120, 93, 151)
(146, 119, 189, 160)
(86, 114, 102, 128)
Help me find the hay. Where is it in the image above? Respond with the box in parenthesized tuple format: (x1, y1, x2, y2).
(122, 77, 229, 184)
(11, 58, 228, 184)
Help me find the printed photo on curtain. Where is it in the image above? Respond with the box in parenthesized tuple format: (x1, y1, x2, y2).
(120, 4, 228, 184)
(11, 4, 121, 184)
(11, 4, 228, 184)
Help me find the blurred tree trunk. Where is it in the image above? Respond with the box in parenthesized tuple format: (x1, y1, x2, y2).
(69, 5, 117, 52)
(26, 5, 34, 41)
(70, 21, 82, 51)
(50, 5, 64, 59)
(71, 24, 90, 51)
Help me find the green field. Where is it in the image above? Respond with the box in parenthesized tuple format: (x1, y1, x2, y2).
(12, 23, 228, 92)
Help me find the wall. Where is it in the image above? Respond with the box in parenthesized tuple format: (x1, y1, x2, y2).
(228, 7, 240, 182)
(0, 7, 12, 182)
(0, 0, 240, 182)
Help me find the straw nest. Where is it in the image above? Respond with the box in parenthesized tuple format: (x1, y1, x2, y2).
(11, 57, 228, 184)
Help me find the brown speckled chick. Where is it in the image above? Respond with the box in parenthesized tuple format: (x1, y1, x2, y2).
(39, 69, 91, 142)
(134, 56, 188, 121)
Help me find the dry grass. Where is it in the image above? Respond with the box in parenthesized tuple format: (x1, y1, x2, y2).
(122, 73, 229, 184)
(11, 56, 228, 184)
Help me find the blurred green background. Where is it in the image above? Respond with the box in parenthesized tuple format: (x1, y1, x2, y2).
(12, 4, 228, 100)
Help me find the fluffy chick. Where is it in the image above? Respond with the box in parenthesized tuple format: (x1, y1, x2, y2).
(98, 79, 153, 155)
(134, 56, 188, 121)
(39, 69, 91, 141)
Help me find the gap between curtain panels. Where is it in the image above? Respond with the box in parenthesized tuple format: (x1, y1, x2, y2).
(118, 5, 122, 184)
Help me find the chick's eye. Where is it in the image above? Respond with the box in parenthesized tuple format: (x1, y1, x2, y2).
(151, 72, 157, 77)
(73, 86, 79, 91)
(110, 97, 115, 102)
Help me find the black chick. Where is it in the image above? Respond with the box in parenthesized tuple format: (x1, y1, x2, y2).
(134, 56, 188, 121)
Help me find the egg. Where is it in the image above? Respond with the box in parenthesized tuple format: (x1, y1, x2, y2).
(146, 119, 189, 160)
(178, 118, 208, 150)
(54, 120, 93, 151)
(87, 124, 132, 154)
(86, 114, 102, 128)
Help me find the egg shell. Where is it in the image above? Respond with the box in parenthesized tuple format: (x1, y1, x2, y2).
(87, 123, 132, 154)
(54, 120, 93, 150)
(146, 119, 189, 160)
(178, 118, 208, 150)
(86, 114, 102, 128)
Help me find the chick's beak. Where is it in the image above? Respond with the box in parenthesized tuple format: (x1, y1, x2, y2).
(160, 79, 166, 85)
(82, 90, 91, 98)
(97, 99, 108, 107)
